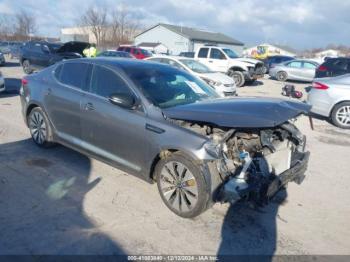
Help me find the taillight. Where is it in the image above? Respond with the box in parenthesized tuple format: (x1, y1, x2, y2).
(312, 82, 329, 90)
(318, 65, 328, 71)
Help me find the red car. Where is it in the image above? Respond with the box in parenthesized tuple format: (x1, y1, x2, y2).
(117, 46, 152, 60)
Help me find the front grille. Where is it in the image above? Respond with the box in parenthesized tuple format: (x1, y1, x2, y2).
(224, 84, 235, 87)
(254, 63, 265, 75)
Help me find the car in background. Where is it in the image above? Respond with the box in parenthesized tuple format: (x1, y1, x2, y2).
(20, 41, 90, 74)
(146, 56, 236, 97)
(308, 74, 350, 129)
(20, 58, 310, 218)
(315, 57, 350, 79)
(179, 52, 195, 58)
(269, 59, 319, 82)
(117, 46, 152, 59)
(262, 55, 295, 74)
(9, 42, 23, 59)
(0, 52, 5, 66)
(97, 50, 135, 59)
(0, 70, 5, 93)
(0, 41, 11, 54)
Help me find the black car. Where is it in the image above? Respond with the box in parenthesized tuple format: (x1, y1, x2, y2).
(262, 55, 295, 74)
(315, 57, 350, 78)
(19, 41, 90, 74)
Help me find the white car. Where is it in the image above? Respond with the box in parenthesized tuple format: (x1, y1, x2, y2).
(145, 56, 236, 97)
(0, 70, 5, 93)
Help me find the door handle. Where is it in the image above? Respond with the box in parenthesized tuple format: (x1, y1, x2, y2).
(145, 124, 165, 134)
(84, 102, 95, 111)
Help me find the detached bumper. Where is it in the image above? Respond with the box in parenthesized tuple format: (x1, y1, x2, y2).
(220, 151, 310, 204)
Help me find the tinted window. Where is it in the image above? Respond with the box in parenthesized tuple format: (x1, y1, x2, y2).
(303, 62, 317, 69)
(59, 62, 90, 90)
(125, 47, 131, 52)
(91, 65, 132, 98)
(33, 43, 43, 53)
(287, 61, 302, 68)
(210, 48, 226, 60)
(198, 48, 209, 58)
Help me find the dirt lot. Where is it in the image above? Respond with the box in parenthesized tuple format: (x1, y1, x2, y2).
(1, 59, 350, 256)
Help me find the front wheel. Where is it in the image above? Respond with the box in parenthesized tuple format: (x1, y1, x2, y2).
(155, 152, 210, 218)
(28, 107, 56, 147)
(331, 102, 350, 129)
(229, 71, 245, 87)
(276, 71, 288, 81)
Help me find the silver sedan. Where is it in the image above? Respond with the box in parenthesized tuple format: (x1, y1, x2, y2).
(269, 59, 319, 82)
(307, 74, 350, 128)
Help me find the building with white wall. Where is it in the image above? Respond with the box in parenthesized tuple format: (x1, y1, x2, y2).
(243, 43, 297, 59)
(314, 49, 345, 58)
(134, 23, 244, 55)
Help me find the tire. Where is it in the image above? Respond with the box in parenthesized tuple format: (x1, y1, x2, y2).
(276, 71, 288, 82)
(231, 71, 245, 87)
(155, 152, 211, 218)
(331, 102, 350, 129)
(262, 65, 268, 74)
(27, 107, 56, 147)
(22, 60, 33, 74)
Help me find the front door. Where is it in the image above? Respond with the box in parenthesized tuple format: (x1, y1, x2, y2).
(207, 48, 229, 72)
(80, 64, 149, 175)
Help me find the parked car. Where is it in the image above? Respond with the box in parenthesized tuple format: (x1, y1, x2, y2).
(0, 52, 5, 66)
(0, 41, 11, 54)
(179, 52, 195, 58)
(308, 74, 350, 129)
(117, 46, 152, 59)
(269, 59, 319, 82)
(194, 45, 265, 87)
(262, 55, 295, 74)
(97, 50, 135, 58)
(9, 42, 23, 59)
(145, 56, 236, 97)
(19, 41, 90, 74)
(0, 70, 4, 93)
(315, 57, 350, 79)
(20, 58, 310, 218)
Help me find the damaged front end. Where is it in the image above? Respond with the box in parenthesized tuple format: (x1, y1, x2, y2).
(171, 119, 310, 206)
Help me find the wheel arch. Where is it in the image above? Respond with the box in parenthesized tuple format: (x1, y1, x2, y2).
(330, 100, 350, 117)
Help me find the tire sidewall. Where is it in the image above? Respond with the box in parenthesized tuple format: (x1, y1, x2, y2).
(28, 107, 54, 147)
(23, 60, 32, 74)
(331, 102, 350, 129)
(155, 152, 210, 218)
(231, 71, 245, 87)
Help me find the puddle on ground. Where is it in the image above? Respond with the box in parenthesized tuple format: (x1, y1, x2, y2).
(26, 158, 53, 168)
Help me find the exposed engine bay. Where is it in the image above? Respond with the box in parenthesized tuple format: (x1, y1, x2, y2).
(170, 119, 309, 205)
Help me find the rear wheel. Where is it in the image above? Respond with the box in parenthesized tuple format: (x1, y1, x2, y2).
(155, 152, 210, 218)
(276, 71, 288, 81)
(22, 60, 33, 74)
(28, 107, 55, 147)
(331, 102, 350, 129)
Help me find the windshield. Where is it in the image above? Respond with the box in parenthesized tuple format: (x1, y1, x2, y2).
(222, 48, 238, 58)
(140, 49, 152, 56)
(179, 59, 213, 74)
(48, 43, 63, 52)
(122, 65, 218, 108)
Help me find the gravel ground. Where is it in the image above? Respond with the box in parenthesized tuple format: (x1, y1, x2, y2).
(0, 59, 350, 256)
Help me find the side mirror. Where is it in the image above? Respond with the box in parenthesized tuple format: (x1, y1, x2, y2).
(109, 93, 136, 109)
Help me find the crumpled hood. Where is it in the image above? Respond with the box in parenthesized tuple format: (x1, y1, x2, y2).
(163, 97, 311, 128)
(56, 41, 90, 55)
(233, 57, 263, 65)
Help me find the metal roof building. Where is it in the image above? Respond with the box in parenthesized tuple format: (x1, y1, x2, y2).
(134, 23, 244, 55)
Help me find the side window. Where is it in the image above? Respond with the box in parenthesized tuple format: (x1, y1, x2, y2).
(59, 62, 90, 90)
(198, 48, 209, 58)
(303, 62, 317, 69)
(91, 65, 132, 98)
(33, 43, 43, 53)
(288, 61, 302, 68)
(210, 48, 226, 60)
(133, 49, 140, 55)
(125, 47, 131, 53)
(54, 64, 63, 79)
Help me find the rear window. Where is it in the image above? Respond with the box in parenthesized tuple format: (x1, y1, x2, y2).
(59, 62, 90, 90)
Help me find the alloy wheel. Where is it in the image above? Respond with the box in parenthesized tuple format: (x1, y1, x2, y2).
(159, 161, 198, 212)
(335, 106, 350, 127)
(29, 111, 47, 145)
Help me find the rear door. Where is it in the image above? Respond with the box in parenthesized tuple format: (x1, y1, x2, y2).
(80, 64, 149, 174)
(45, 61, 91, 142)
(301, 61, 318, 81)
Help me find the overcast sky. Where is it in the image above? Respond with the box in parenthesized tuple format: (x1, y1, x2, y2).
(1, 0, 349, 50)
